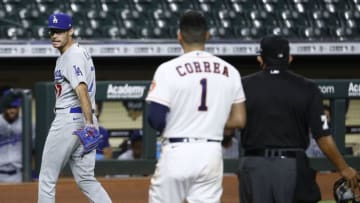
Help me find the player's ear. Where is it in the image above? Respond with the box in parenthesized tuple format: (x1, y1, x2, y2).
(68, 27, 74, 37)
(288, 55, 293, 64)
(177, 31, 182, 42)
(205, 31, 210, 41)
(257, 56, 265, 70)
(177, 31, 184, 46)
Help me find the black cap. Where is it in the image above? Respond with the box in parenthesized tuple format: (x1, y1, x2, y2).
(259, 36, 290, 65)
(130, 130, 143, 142)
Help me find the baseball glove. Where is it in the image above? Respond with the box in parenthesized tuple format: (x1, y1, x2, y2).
(73, 125, 103, 157)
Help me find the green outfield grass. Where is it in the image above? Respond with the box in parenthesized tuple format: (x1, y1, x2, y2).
(320, 201, 335, 203)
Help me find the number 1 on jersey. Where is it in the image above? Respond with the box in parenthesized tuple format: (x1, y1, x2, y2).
(198, 78, 208, 111)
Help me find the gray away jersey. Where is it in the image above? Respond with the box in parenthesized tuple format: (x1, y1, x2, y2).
(0, 114, 22, 170)
(54, 43, 96, 109)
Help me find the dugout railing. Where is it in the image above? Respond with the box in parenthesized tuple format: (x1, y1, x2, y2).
(30, 79, 360, 181)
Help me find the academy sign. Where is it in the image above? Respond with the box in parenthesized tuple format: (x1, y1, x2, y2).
(106, 84, 147, 99)
(348, 82, 360, 97)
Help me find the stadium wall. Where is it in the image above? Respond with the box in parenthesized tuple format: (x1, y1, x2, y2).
(0, 55, 359, 89)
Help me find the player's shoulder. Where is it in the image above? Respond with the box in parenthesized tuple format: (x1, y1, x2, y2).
(242, 70, 263, 83)
(0, 114, 5, 123)
(287, 71, 317, 88)
(154, 56, 180, 73)
(67, 43, 89, 57)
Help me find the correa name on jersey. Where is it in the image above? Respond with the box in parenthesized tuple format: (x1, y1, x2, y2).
(106, 84, 147, 99)
(348, 82, 360, 96)
(176, 61, 229, 77)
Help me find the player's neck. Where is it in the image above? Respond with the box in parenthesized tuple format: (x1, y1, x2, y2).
(182, 44, 205, 53)
(59, 40, 75, 54)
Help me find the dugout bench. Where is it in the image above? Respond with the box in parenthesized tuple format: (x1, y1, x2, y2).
(28, 79, 360, 182)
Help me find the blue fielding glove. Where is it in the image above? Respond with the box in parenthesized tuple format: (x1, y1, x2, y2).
(73, 125, 103, 157)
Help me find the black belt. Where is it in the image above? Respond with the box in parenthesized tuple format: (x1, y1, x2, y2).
(244, 148, 299, 158)
(0, 169, 17, 175)
(168, 137, 221, 143)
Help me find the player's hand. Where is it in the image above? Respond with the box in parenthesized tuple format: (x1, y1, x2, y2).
(73, 124, 102, 157)
(339, 166, 360, 192)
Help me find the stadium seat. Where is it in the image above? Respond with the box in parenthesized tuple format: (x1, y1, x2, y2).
(257, 0, 291, 13)
(0, 0, 357, 41)
(287, 0, 319, 13)
(332, 27, 358, 41)
(235, 26, 266, 40)
(34, 0, 67, 15)
(298, 26, 329, 41)
(318, 0, 354, 12)
(31, 25, 48, 39)
(2, 26, 28, 40)
(246, 8, 280, 35)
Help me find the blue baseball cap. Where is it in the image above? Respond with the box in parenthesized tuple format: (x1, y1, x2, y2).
(8, 98, 21, 108)
(130, 130, 143, 142)
(2, 89, 21, 108)
(48, 13, 72, 30)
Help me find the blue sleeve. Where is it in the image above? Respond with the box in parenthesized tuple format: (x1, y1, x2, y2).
(148, 102, 169, 132)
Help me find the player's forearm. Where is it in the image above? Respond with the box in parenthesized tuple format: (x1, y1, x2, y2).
(103, 148, 113, 159)
(75, 83, 94, 125)
(316, 136, 349, 171)
(225, 102, 246, 129)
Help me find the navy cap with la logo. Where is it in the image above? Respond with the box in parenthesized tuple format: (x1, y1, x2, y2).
(48, 13, 72, 30)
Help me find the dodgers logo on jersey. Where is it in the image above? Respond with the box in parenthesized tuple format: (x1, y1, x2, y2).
(73, 65, 83, 76)
(54, 69, 64, 82)
(0, 133, 21, 147)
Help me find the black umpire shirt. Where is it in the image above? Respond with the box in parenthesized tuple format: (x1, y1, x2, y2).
(241, 66, 331, 150)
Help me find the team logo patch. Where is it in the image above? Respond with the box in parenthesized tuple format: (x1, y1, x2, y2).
(52, 16, 58, 24)
(54, 69, 63, 81)
(73, 65, 83, 76)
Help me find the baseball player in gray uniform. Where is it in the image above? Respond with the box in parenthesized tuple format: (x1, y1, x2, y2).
(146, 10, 246, 203)
(0, 96, 22, 183)
(37, 13, 112, 203)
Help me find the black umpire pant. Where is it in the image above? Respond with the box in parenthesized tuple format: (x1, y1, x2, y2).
(238, 156, 297, 203)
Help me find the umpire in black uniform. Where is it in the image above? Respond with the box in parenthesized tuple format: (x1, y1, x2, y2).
(238, 36, 359, 203)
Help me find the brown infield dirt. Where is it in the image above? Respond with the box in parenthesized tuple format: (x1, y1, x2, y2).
(0, 172, 340, 203)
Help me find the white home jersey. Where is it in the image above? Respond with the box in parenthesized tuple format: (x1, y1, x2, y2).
(53, 43, 96, 109)
(146, 50, 245, 141)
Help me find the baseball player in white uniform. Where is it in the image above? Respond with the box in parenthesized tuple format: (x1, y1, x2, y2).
(146, 10, 246, 203)
(37, 13, 111, 203)
(0, 96, 22, 182)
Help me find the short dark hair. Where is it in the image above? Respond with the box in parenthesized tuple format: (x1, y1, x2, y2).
(323, 104, 331, 114)
(179, 10, 208, 44)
